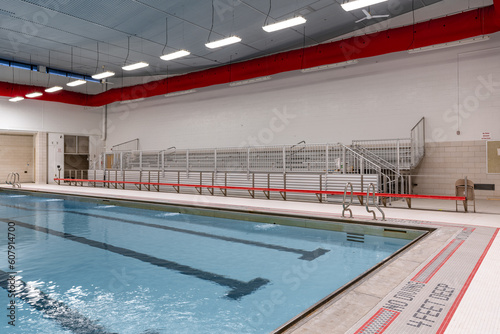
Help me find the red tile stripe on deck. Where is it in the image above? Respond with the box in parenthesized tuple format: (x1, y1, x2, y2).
(436, 228, 500, 334)
(353, 308, 400, 334)
(411, 228, 474, 284)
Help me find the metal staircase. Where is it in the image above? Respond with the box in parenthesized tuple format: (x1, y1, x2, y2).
(349, 117, 425, 196)
(350, 144, 404, 195)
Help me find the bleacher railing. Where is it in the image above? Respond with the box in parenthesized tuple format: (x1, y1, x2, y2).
(351, 138, 412, 171)
(98, 143, 384, 176)
(86, 143, 391, 201)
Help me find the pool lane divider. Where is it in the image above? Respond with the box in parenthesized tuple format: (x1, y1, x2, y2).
(0, 269, 115, 334)
(0, 203, 329, 261)
(0, 219, 269, 300)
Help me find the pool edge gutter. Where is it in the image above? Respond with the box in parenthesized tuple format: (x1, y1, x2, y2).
(271, 229, 433, 333)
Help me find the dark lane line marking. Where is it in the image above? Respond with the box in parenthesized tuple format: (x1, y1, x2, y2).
(0, 269, 115, 334)
(0, 203, 329, 261)
(1, 219, 269, 300)
(69, 211, 329, 261)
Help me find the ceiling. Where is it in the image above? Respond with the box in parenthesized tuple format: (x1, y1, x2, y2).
(0, 0, 451, 92)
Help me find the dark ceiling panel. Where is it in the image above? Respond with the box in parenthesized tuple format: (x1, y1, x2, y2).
(0, 0, 448, 87)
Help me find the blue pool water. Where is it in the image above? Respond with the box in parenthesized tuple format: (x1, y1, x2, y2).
(0, 192, 414, 333)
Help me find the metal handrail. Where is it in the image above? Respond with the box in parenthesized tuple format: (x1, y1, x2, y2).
(15, 173, 21, 188)
(338, 144, 384, 192)
(111, 138, 139, 151)
(411, 117, 425, 132)
(365, 183, 385, 220)
(342, 182, 354, 218)
(352, 145, 400, 174)
(5, 172, 21, 188)
(338, 143, 382, 172)
(353, 138, 411, 143)
(410, 117, 425, 168)
(5, 172, 12, 184)
(286, 141, 307, 164)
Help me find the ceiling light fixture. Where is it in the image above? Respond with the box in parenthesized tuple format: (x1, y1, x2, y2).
(165, 89, 196, 98)
(45, 86, 63, 93)
(122, 62, 149, 71)
(341, 0, 388, 12)
(160, 50, 190, 61)
(67, 79, 86, 87)
(26, 92, 43, 98)
(9, 97, 24, 102)
(205, 36, 241, 49)
(92, 71, 115, 80)
(301, 60, 359, 73)
(408, 36, 490, 54)
(120, 98, 145, 104)
(229, 76, 272, 87)
(263, 17, 307, 32)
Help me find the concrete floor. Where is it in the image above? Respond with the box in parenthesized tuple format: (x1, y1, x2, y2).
(1, 183, 499, 334)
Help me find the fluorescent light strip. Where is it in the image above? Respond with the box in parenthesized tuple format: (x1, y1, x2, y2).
(206, 36, 241, 49)
(263, 16, 306, 32)
(408, 36, 490, 54)
(92, 71, 115, 80)
(122, 62, 149, 71)
(160, 50, 190, 61)
(45, 86, 63, 93)
(120, 98, 145, 104)
(341, 0, 388, 12)
(26, 92, 43, 98)
(67, 80, 86, 87)
(229, 76, 272, 87)
(165, 89, 196, 98)
(9, 97, 24, 102)
(301, 60, 358, 73)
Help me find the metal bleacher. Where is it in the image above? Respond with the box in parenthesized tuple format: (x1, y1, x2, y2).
(84, 118, 425, 204)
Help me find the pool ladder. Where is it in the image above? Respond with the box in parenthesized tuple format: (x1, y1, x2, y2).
(342, 182, 354, 218)
(366, 183, 385, 221)
(342, 182, 385, 220)
(6, 172, 21, 188)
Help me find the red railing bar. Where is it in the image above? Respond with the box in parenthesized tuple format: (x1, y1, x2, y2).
(54, 178, 466, 201)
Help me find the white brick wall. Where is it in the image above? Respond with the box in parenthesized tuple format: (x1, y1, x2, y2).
(413, 141, 500, 199)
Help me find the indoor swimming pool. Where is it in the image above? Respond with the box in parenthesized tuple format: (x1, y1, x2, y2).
(0, 191, 425, 333)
